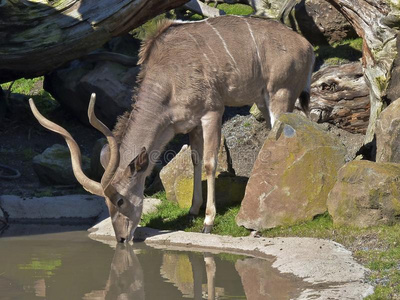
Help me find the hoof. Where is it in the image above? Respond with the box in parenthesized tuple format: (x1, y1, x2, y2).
(187, 214, 197, 224)
(202, 225, 213, 234)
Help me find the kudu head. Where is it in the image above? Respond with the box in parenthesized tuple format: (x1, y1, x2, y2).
(29, 93, 146, 243)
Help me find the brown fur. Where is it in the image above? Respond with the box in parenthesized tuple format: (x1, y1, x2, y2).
(137, 19, 176, 65)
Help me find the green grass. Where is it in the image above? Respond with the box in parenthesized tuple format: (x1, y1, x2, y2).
(314, 37, 363, 67)
(1, 77, 58, 117)
(131, 13, 173, 40)
(143, 194, 400, 298)
(217, 3, 253, 15)
(1, 77, 41, 95)
(141, 191, 249, 237)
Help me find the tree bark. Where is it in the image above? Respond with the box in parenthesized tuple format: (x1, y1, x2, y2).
(309, 62, 370, 134)
(325, 0, 400, 143)
(0, 0, 188, 83)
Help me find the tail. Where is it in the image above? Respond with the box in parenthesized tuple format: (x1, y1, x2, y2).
(299, 53, 315, 116)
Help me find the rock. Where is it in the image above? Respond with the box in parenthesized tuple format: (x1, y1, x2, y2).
(44, 35, 140, 128)
(309, 62, 370, 134)
(0, 194, 107, 224)
(222, 114, 270, 177)
(257, 0, 356, 44)
(376, 98, 400, 163)
(319, 123, 365, 162)
(175, 174, 247, 209)
(142, 197, 162, 215)
(249, 103, 264, 121)
(33, 144, 91, 185)
(236, 113, 346, 231)
(160, 140, 236, 208)
(327, 160, 400, 227)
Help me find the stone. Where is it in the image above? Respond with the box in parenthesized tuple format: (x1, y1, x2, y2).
(319, 123, 365, 162)
(159, 139, 235, 207)
(376, 98, 400, 163)
(142, 197, 162, 215)
(0, 194, 107, 224)
(249, 103, 264, 122)
(236, 113, 346, 231)
(44, 35, 140, 128)
(33, 144, 91, 185)
(327, 160, 400, 227)
(222, 114, 270, 177)
(174, 174, 247, 209)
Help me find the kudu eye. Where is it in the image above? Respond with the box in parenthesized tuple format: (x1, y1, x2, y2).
(117, 198, 124, 207)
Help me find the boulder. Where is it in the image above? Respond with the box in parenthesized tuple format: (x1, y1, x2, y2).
(222, 114, 270, 177)
(44, 35, 140, 128)
(236, 113, 346, 231)
(33, 144, 91, 185)
(327, 161, 400, 227)
(175, 174, 247, 209)
(0, 194, 107, 224)
(159, 140, 244, 208)
(376, 98, 400, 163)
(249, 104, 264, 122)
(309, 62, 370, 134)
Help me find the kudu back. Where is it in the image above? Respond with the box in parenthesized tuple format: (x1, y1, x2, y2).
(30, 16, 315, 242)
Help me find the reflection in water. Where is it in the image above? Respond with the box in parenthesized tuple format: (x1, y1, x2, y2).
(236, 257, 305, 300)
(84, 244, 144, 300)
(0, 230, 308, 300)
(160, 252, 224, 299)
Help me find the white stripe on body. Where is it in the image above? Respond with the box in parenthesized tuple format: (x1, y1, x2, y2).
(205, 19, 238, 68)
(244, 19, 262, 63)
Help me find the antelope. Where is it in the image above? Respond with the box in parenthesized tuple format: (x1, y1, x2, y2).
(29, 15, 315, 242)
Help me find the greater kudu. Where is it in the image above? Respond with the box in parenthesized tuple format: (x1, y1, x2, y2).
(30, 15, 315, 242)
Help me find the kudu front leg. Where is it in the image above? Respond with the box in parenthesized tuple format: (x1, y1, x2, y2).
(201, 111, 222, 233)
(189, 126, 204, 220)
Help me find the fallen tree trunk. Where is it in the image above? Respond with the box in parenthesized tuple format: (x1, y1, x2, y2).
(0, 0, 188, 83)
(325, 0, 400, 143)
(309, 62, 370, 134)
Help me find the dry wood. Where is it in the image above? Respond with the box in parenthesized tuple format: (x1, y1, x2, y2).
(325, 0, 400, 142)
(309, 63, 370, 134)
(0, 0, 188, 83)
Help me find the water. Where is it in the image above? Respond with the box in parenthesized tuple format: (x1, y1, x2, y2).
(0, 228, 306, 299)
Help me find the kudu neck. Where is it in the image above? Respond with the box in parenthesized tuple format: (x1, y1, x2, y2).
(119, 82, 173, 169)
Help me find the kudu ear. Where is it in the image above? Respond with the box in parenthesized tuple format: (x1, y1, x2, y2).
(129, 147, 149, 173)
(100, 144, 110, 170)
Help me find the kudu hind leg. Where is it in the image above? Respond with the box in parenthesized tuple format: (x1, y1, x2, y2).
(269, 88, 297, 121)
(189, 126, 204, 218)
(201, 112, 222, 233)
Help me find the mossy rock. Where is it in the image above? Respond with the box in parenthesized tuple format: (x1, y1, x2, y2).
(33, 144, 91, 185)
(160, 139, 233, 205)
(175, 173, 247, 209)
(327, 160, 400, 227)
(236, 113, 346, 231)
